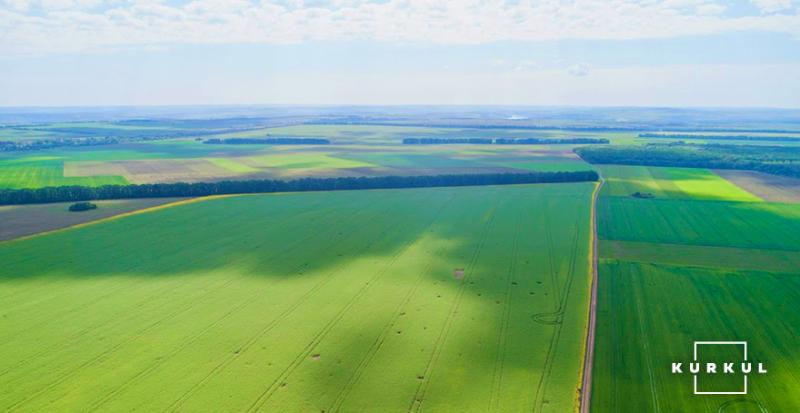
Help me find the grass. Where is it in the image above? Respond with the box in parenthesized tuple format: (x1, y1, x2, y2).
(591, 260, 800, 412)
(0, 183, 593, 412)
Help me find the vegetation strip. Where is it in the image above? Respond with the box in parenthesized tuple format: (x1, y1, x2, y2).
(575, 144, 800, 178)
(580, 178, 603, 413)
(639, 133, 800, 142)
(0, 170, 598, 205)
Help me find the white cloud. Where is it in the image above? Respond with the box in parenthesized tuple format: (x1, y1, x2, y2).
(1, 0, 800, 56)
(567, 63, 590, 77)
(750, 0, 795, 14)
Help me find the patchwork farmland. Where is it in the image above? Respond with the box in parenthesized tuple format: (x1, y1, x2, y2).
(590, 165, 800, 412)
(0, 183, 594, 412)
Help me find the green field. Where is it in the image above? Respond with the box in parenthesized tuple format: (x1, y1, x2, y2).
(591, 165, 800, 412)
(598, 165, 760, 201)
(0, 183, 593, 412)
(0, 160, 128, 189)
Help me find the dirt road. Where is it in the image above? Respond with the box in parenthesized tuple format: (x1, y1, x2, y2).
(579, 177, 603, 413)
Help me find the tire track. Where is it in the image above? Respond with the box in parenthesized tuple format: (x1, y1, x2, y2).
(532, 206, 583, 413)
(406, 204, 498, 413)
(166, 193, 446, 413)
(84, 200, 397, 411)
(244, 195, 456, 413)
(0, 205, 334, 381)
(3, 199, 370, 411)
(488, 209, 523, 412)
(327, 195, 471, 413)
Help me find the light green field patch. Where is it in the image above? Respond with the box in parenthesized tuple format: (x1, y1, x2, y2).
(651, 167, 761, 202)
(0, 183, 593, 413)
(204, 157, 260, 173)
(599, 165, 761, 201)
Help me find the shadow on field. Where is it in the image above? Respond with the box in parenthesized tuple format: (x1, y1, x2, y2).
(0, 184, 588, 281)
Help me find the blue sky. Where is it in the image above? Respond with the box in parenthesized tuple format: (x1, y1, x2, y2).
(1, 0, 799, 107)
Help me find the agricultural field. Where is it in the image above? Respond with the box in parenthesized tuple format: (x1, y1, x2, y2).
(0, 198, 185, 241)
(0, 124, 598, 188)
(591, 164, 800, 412)
(0, 183, 594, 412)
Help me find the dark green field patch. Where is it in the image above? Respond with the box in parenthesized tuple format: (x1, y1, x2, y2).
(598, 197, 800, 250)
(600, 240, 800, 273)
(591, 260, 800, 413)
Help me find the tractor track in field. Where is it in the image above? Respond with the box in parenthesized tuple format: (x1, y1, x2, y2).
(532, 211, 582, 413)
(406, 205, 498, 413)
(3, 274, 241, 412)
(488, 209, 523, 412)
(86, 202, 396, 412)
(328, 196, 469, 413)
(243, 194, 457, 413)
(0, 206, 334, 381)
(163, 195, 432, 412)
(0, 197, 276, 322)
(579, 178, 603, 413)
(3, 200, 380, 411)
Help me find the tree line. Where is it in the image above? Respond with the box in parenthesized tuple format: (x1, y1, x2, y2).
(574, 144, 800, 178)
(639, 133, 800, 142)
(0, 137, 120, 152)
(204, 138, 330, 145)
(0, 171, 598, 205)
(402, 137, 608, 145)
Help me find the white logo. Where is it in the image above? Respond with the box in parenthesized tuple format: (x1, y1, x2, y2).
(670, 341, 767, 395)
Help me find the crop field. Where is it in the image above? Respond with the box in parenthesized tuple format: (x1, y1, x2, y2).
(0, 183, 594, 412)
(597, 165, 760, 201)
(591, 164, 800, 412)
(0, 159, 129, 189)
(0, 198, 185, 242)
(592, 261, 800, 412)
(0, 125, 595, 188)
(715, 170, 800, 203)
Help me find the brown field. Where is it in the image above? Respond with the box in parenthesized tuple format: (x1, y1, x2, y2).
(0, 198, 185, 241)
(716, 170, 800, 202)
(66, 159, 243, 184)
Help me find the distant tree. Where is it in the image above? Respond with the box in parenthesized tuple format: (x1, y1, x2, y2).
(204, 138, 329, 145)
(0, 171, 599, 205)
(68, 201, 98, 212)
(574, 144, 800, 179)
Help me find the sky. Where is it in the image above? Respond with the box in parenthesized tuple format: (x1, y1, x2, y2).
(1, 0, 800, 107)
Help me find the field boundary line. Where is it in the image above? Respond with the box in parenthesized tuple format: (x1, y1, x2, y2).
(0, 196, 231, 245)
(579, 178, 603, 413)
